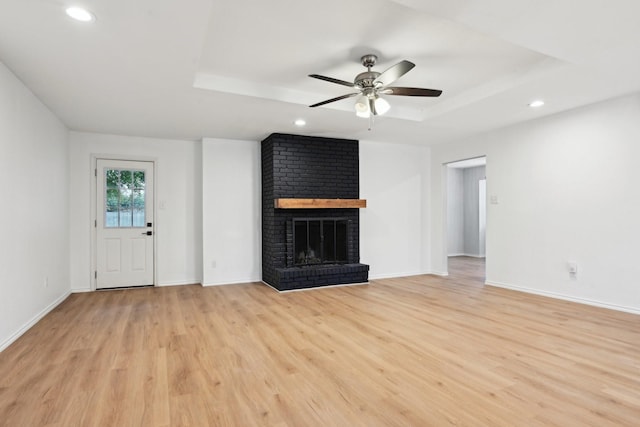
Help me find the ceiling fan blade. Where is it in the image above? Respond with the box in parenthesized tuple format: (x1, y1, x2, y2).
(309, 92, 359, 108)
(382, 87, 443, 97)
(373, 60, 415, 87)
(309, 74, 356, 88)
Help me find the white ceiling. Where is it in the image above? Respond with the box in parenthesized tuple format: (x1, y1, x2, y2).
(1, 0, 639, 145)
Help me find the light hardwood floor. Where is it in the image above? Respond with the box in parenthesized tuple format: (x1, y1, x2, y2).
(1, 257, 639, 426)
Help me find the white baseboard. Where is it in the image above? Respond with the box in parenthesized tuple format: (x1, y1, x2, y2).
(486, 280, 640, 315)
(72, 280, 202, 291)
(429, 271, 449, 277)
(448, 254, 485, 258)
(368, 270, 429, 280)
(370, 270, 451, 278)
(156, 280, 201, 287)
(0, 291, 71, 353)
(201, 278, 261, 287)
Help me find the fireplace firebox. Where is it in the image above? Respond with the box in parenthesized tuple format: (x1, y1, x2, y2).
(294, 218, 348, 266)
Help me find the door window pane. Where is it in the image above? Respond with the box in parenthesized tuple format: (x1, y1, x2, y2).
(132, 190, 145, 227)
(106, 170, 120, 188)
(106, 189, 119, 227)
(120, 170, 132, 188)
(104, 168, 146, 228)
(119, 186, 132, 227)
(133, 170, 145, 188)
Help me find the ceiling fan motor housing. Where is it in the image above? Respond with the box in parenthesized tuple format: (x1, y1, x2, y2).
(354, 71, 381, 89)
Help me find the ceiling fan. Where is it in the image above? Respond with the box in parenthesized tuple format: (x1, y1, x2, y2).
(309, 54, 442, 119)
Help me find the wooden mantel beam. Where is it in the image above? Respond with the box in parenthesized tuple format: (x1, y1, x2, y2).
(274, 198, 367, 209)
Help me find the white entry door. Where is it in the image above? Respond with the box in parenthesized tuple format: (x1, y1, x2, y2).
(96, 159, 154, 289)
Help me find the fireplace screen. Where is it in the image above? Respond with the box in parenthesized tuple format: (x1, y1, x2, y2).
(294, 218, 348, 265)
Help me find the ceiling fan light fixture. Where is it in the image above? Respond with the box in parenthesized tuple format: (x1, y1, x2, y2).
(374, 96, 390, 115)
(355, 95, 370, 118)
(356, 109, 370, 119)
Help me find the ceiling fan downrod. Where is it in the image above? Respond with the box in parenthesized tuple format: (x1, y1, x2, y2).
(355, 55, 381, 89)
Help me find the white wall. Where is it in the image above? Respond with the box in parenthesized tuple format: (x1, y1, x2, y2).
(0, 61, 70, 351)
(201, 138, 261, 285)
(446, 168, 464, 255)
(360, 140, 431, 279)
(69, 132, 202, 290)
(431, 93, 640, 313)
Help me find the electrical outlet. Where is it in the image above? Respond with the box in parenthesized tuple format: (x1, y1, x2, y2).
(44, 277, 48, 288)
(211, 260, 217, 268)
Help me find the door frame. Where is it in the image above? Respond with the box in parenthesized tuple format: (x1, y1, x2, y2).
(478, 178, 487, 258)
(442, 155, 487, 276)
(90, 154, 158, 291)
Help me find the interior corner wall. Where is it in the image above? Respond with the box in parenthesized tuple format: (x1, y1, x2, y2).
(68, 132, 202, 290)
(360, 140, 431, 279)
(431, 93, 640, 313)
(201, 138, 261, 286)
(0, 61, 70, 351)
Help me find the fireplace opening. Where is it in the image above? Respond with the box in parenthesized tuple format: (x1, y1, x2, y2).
(294, 218, 348, 266)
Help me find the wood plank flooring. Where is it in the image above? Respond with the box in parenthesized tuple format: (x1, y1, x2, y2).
(1, 257, 639, 426)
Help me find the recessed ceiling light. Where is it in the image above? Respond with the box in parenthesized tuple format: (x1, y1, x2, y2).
(65, 6, 95, 22)
(294, 119, 306, 127)
(529, 100, 545, 108)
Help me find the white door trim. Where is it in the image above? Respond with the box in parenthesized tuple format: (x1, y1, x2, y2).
(90, 154, 158, 291)
(442, 155, 488, 276)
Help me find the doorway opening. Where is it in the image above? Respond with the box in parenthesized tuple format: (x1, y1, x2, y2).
(445, 156, 486, 279)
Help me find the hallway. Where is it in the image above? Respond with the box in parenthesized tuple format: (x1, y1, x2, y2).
(448, 255, 485, 284)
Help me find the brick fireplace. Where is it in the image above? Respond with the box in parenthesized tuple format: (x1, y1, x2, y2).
(261, 133, 369, 291)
